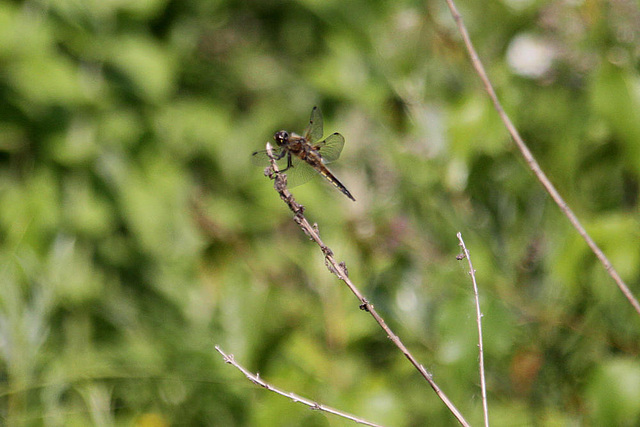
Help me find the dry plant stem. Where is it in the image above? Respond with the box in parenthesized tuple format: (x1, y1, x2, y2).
(214, 346, 384, 427)
(457, 233, 489, 427)
(444, 0, 640, 317)
(263, 143, 471, 427)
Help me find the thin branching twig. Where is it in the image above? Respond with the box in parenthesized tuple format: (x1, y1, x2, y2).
(444, 0, 640, 317)
(214, 346, 384, 427)
(457, 232, 489, 427)
(263, 143, 471, 427)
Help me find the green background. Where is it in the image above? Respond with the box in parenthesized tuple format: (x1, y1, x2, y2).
(1, 0, 639, 425)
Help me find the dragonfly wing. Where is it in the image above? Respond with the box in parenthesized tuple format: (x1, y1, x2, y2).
(252, 149, 316, 188)
(314, 132, 345, 164)
(281, 159, 320, 188)
(303, 106, 323, 143)
(251, 148, 289, 170)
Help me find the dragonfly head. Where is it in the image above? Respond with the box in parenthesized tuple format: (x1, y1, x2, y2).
(273, 130, 289, 146)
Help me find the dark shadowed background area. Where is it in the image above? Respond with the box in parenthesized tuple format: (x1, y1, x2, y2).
(1, 0, 639, 425)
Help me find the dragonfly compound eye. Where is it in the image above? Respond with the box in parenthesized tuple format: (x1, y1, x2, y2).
(274, 130, 289, 146)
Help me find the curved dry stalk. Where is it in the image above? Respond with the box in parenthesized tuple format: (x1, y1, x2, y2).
(263, 143, 471, 427)
(444, 0, 640, 317)
(215, 346, 384, 427)
(457, 233, 489, 427)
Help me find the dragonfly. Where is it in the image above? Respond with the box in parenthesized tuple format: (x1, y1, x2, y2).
(252, 106, 355, 201)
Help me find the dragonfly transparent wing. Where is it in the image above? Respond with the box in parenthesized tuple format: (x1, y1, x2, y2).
(251, 147, 289, 170)
(314, 132, 345, 164)
(281, 159, 323, 188)
(303, 106, 323, 143)
(251, 149, 318, 188)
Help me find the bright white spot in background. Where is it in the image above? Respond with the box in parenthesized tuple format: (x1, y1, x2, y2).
(396, 284, 419, 313)
(406, 103, 445, 157)
(394, 8, 420, 32)
(446, 159, 468, 192)
(506, 34, 556, 78)
(440, 339, 465, 363)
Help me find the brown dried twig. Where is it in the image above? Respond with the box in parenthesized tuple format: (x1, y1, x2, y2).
(457, 232, 489, 427)
(444, 0, 640, 317)
(263, 143, 471, 426)
(214, 346, 384, 427)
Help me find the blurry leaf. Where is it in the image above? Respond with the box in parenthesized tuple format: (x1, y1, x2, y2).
(0, 3, 53, 59)
(0, 122, 28, 153)
(153, 100, 232, 157)
(552, 213, 640, 299)
(112, 0, 169, 18)
(590, 63, 640, 169)
(98, 108, 146, 150)
(449, 94, 507, 159)
(49, 0, 169, 26)
(0, 169, 61, 252)
(7, 55, 86, 107)
(586, 357, 640, 425)
(49, 117, 100, 166)
(106, 35, 176, 102)
(62, 174, 116, 237)
(47, 237, 105, 305)
(111, 153, 197, 260)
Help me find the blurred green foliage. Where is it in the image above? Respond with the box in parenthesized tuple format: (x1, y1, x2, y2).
(0, 0, 639, 425)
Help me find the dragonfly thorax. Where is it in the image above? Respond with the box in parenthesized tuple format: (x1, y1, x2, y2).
(274, 130, 289, 146)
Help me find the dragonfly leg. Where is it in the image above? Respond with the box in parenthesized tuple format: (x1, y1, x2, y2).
(279, 152, 293, 172)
